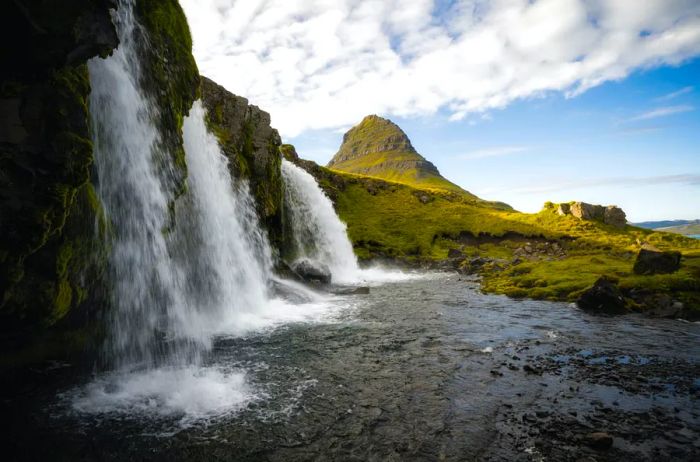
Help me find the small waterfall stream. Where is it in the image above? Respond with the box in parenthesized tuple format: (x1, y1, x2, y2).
(281, 159, 361, 284)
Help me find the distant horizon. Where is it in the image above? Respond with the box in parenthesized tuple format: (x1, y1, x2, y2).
(181, 0, 700, 222)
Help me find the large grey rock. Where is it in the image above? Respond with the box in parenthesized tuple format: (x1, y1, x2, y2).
(292, 260, 332, 284)
(570, 202, 605, 221)
(603, 206, 627, 228)
(633, 249, 681, 275)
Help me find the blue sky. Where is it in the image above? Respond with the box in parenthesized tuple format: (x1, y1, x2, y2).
(181, 0, 700, 221)
(289, 58, 700, 221)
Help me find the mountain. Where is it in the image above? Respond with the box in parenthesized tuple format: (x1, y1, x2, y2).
(634, 219, 700, 231)
(658, 223, 700, 236)
(327, 115, 470, 195)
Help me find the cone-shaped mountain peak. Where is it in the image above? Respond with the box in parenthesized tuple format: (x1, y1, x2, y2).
(327, 115, 468, 194)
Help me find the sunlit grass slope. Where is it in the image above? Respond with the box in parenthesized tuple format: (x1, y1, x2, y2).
(302, 159, 700, 312)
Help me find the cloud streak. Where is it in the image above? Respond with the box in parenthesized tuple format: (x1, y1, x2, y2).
(497, 173, 700, 195)
(181, 0, 700, 137)
(655, 85, 693, 101)
(627, 105, 694, 122)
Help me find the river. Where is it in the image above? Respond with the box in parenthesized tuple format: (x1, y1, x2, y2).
(3, 273, 699, 461)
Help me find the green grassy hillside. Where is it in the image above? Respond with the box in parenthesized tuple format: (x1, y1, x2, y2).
(287, 150, 700, 316)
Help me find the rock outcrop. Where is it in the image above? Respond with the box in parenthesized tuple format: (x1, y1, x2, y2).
(576, 276, 629, 315)
(633, 249, 681, 275)
(552, 201, 627, 228)
(327, 115, 470, 194)
(200, 77, 284, 248)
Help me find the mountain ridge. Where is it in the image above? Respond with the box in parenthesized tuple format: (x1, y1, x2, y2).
(327, 115, 471, 195)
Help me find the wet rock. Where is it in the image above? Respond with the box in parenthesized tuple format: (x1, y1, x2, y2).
(523, 364, 542, 374)
(576, 276, 629, 315)
(643, 294, 683, 318)
(447, 248, 464, 259)
(330, 286, 370, 295)
(633, 249, 681, 275)
(584, 432, 613, 450)
(292, 259, 332, 284)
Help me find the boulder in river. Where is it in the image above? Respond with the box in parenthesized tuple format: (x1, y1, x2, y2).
(584, 432, 613, 450)
(633, 249, 681, 275)
(576, 276, 629, 315)
(292, 260, 332, 284)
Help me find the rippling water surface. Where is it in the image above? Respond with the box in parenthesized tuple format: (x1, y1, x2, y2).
(4, 273, 700, 461)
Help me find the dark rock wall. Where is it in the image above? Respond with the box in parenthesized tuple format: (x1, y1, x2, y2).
(200, 76, 284, 250)
(0, 0, 118, 330)
(0, 0, 200, 336)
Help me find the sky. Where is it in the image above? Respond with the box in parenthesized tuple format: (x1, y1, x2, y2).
(180, 0, 700, 222)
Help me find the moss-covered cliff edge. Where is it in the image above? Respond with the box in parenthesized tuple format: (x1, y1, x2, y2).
(0, 0, 201, 363)
(0, 0, 118, 333)
(200, 77, 284, 250)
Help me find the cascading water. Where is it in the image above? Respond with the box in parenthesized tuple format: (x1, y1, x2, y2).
(75, 0, 277, 419)
(89, 0, 192, 370)
(282, 159, 420, 285)
(281, 160, 361, 284)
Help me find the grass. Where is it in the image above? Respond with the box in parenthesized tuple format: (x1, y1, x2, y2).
(307, 163, 700, 313)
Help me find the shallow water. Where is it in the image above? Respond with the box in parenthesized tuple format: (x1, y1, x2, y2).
(3, 273, 699, 461)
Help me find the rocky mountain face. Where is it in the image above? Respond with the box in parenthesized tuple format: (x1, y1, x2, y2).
(328, 115, 469, 194)
(200, 77, 284, 249)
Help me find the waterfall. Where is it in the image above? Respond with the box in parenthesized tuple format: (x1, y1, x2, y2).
(281, 159, 361, 284)
(89, 0, 192, 370)
(175, 101, 274, 336)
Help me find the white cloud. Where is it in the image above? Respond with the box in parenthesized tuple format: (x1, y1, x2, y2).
(180, 0, 700, 137)
(627, 105, 694, 121)
(655, 85, 693, 101)
(458, 145, 531, 159)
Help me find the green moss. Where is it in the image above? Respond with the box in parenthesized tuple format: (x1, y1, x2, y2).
(133, 0, 200, 195)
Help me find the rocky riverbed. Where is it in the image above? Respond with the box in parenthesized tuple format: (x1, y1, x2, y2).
(2, 273, 699, 461)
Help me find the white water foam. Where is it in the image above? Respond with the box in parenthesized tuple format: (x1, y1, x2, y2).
(69, 366, 253, 426)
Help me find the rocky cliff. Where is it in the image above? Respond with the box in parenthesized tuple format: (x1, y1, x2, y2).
(200, 77, 284, 249)
(0, 0, 200, 339)
(328, 115, 470, 194)
(0, 0, 119, 331)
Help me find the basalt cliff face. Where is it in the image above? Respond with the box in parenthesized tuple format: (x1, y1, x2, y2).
(200, 77, 284, 249)
(328, 115, 471, 195)
(0, 0, 120, 330)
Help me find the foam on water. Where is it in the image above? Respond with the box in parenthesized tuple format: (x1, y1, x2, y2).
(69, 366, 252, 426)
